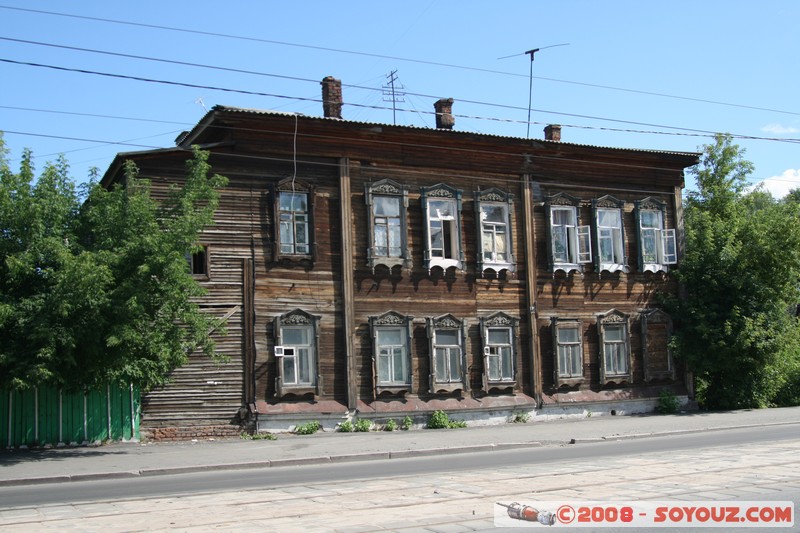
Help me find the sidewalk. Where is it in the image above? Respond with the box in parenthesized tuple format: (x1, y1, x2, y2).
(2, 406, 799, 487)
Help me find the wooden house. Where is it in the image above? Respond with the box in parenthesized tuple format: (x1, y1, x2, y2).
(102, 77, 699, 439)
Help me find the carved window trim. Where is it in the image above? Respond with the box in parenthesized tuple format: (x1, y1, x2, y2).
(634, 197, 677, 273)
(365, 179, 411, 272)
(474, 188, 516, 277)
(641, 308, 676, 382)
(369, 311, 414, 394)
(480, 312, 519, 390)
(273, 309, 322, 397)
(592, 195, 628, 274)
(545, 192, 591, 275)
(597, 309, 632, 385)
(551, 317, 585, 386)
(426, 314, 468, 393)
(421, 183, 464, 272)
(274, 179, 316, 262)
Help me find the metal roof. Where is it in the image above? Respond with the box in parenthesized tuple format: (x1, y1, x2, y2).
(201, 105, 700, 159)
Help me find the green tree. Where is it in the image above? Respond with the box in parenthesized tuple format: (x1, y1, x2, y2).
(667, 134, 800, 409)
(0, 135, 228, 390)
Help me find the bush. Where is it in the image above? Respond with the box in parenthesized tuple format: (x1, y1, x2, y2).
(354, 419, 372, 432)
(338, 420, 354, 433)
(426, 410, 467, 429)
(656, 390, 680, 414)
(384, 419, 397, 431)
(294, 420, 321, 435)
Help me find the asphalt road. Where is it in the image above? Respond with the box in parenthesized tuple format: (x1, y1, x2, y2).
(2, 423, 797, 510)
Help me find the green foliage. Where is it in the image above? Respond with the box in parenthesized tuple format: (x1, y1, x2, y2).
(338, 420, 354, 432)
(354, 418, 372, 432)
(656, 390, 680, 414)
(666, 134, 800, 409)
(294, 420, 321, 435)
(511, 411, 531, 423)
(401, 415, 413, 430)
(426, 410, 467, 429)
(241, 431, 277, 440)
(0, 137, 228, 391)
(384, 419, 397, 431)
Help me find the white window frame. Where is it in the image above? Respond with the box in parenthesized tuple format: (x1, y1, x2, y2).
(427, 315, 468, 393)
(365, 179, 411, 272)
(274, 309, 321, 396)
(597, 310, 632, 384)
(421, 184, 463, 272)
(635, 198, 677, 273)
(552, 318, 584, 384)
(480, 313, 518, 390)
(369, 312, 414, 393)
(274, 179, 315, 261)
(592, 196, 628, 274)
(474, 188, 516, 276)
(547, 193, 591, 275)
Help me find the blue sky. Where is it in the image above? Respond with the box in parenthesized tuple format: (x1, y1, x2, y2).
(2, 1, 799, 196)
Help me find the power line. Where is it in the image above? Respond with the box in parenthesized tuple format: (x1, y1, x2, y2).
(6, 56, 800, 146)
(2, 5, 798, 117)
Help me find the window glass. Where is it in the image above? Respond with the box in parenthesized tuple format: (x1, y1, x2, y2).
(481, 204, 508, 263)
(279, 192, 310, 255)
(376, 328, 407, 384)
(281, 325, 314, 386)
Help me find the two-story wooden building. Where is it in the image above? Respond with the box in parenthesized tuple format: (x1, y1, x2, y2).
(102, 77, 699, 439)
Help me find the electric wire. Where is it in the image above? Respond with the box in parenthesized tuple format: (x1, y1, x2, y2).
(4, 57, 799, 145)
(2, 5, 798, 118)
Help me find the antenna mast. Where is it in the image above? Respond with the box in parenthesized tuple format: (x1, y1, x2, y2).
(382, 70, 405, 125)
(499, 43, 569, 138)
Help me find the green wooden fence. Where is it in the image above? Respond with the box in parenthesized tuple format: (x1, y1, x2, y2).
(1, 383, 140, 448)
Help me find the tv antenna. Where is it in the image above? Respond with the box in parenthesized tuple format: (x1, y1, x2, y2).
(499, 43, 569, 138)
(382, 70, 405, 125)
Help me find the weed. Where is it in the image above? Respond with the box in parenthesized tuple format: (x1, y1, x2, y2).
(338, 420, 354, 433)
(354, 418, 372, 432)
(401, 415, 413, 430)
(511, 411, 530, 424)
(294, 420, 322, 435)
(241, 431, 277, 440)
(384, 419, 398, 431)
(426, 409, 467, 429)
(657, 389, 680, 414)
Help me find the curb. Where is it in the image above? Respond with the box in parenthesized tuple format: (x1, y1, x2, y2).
(2, 418, 797, 488)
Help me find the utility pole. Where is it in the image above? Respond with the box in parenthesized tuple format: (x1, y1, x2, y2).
(382, 70, 405, 125)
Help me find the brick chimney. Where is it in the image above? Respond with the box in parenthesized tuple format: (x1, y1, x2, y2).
(434, 98, 455, 130)
(321, 76, 343, 119)
(544, 124, 562, 141)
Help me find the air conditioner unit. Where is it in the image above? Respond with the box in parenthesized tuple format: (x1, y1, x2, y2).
(274, 346, 294, 357)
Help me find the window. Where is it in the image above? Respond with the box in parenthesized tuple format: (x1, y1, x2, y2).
(475, 188, 516, 276)
(641, 308, 675, 382)
(421, 184, 463, 271)
(480, 313, 518, 389)
(188, 245, 209, 277)
(552, 318, 583, 383)
(427, 315, 467, 392)
(365, 180, 410, 271)
(274, 179, 314, 260)
(369, 312, 413, 392)
(279, 191, 309, 255)
(274, 309, 321, 396)
(635, 197, 677, 273)
(546, 193, 591, 275)
(597, 310, 631, 384)
(592, 196, 627, 274)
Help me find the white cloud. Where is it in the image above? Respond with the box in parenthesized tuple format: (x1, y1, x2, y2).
(754, 169, 800, 198)
(761, 123, 800, 135)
